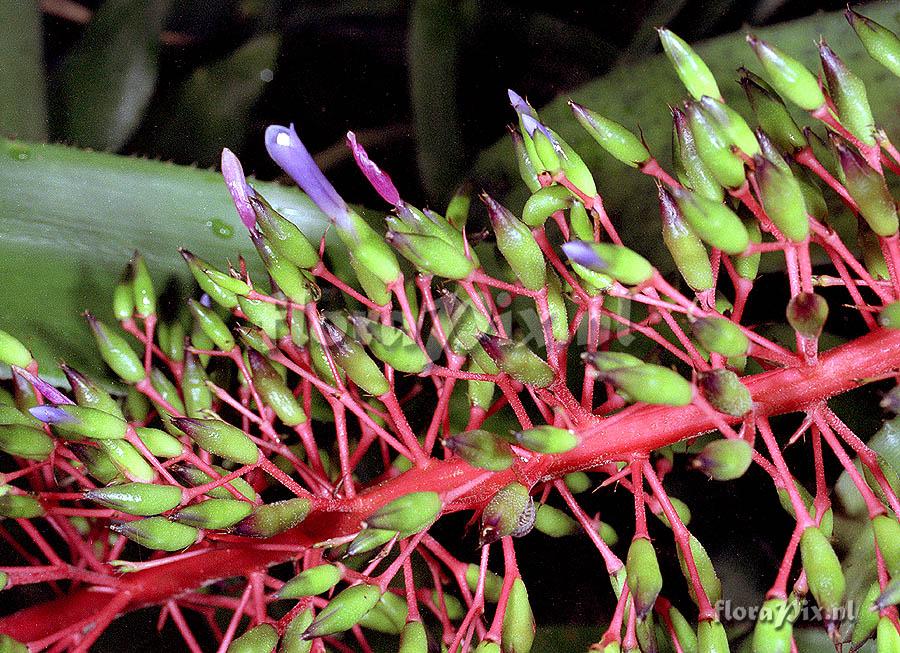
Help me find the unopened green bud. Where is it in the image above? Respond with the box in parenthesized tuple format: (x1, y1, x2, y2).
(475, 641, 501, 653)
(833, 136, 898, 237)
(386, 230, 474, 280)
(570, 102, 650, 167)
(512, 425, 578, 454)
(252, 233, 315, 304)
(582, 351, 642, 372)
(0, 635, 27, 652)
(534, 503, 578, 537)
(102, 437, 153, 481)
(172, 417, 259, 465)
(691, 316, 749, 357)
(819, 41, 876, 146)
(799, 526, 845, 618)
(508, 126, 541, 193)
(466, 564, 503, 602)
(697, 369, 752, 417)
(696, 619, 729, 653)
(754, 156, 809, 242)
(30, 404, 127, 440)
(61, 364, 122, 418)
(0, 493, 43, 518)
(546, 271, 569, 344)
(523, 116, 596, 195)
(349, 315, 429, 374)
(877, 616, 900, 652)
(699, 96, 760, 157)
(501, 577, 535, 653)
(787, 292, 829, 338)
(0, 424, 54, 460)
(358, 591, 408, 634)
(521, 185, 572, 227)
(565, 472, 591, 494)
(85, 482, 181, 516)
(626, 537, 663, 618)
(859, 220, 890, 280)
(68, 442, 121, 484)
(180, 350, 211, 418)
(482, 194, 546, 291)
(227, 623, 278, 653)
(248, 350, 306, 426)
(171, 498, 253, 529)
(877, 578, 900, 610)
(670, 187, 749, 255)
(600, 364, 693, 407)
(234, 497, 312, 538)
(110, 516, 199, 551)
(852, 582, 881, 646)
(347, 528, 398, 557)
(481, 482, 535, 545)
(158, 320, 185, 363)
(127, 252, 155, 318)
(446, 429, 514, 471)
(684, 101, 746, 190)
(279, 564, 342, 598)
(672, 107, 723, 202)
(150, 367, 185, 416)
(446, 182, 472, 230)
(477, 335, 554, 388)
(693, 439, 752, 481)
(739, 68, 806, 153)
(85, 314, 145, 383)
(366, 492, 442, 536)
(845, 8, 900, 79)
(562, 240, 653, 286)
(399, 620, 428, 653)
(188, 299, 234, 352)
(668, 605, 698, 653)
(677, 535, 721, 606)
(872, 514, 900, 577)
(180, 249, 239, 308)
(0, 330, 32, 368)
(747, 36, 825, 111)
(302, 584, 382, 639)
(659, 187, 713, 292)
(170, 463, 257, 501)
(734, 217, 761, 281)
(280, 609, 313, 653)
(251, 194, 318, 269)
(654, 495, 692, 529)
(321, 320, 390, 396)
(659, 29, 720, 101)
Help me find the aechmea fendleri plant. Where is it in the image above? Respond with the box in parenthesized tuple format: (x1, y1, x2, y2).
(0, 9, 900, 652)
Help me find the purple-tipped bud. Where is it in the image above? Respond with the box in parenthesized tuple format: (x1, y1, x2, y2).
(12, 367, 72, 406)
(346, 131, 401, 206)
(30, 405, 77, 425)
(265, 124, 349, 223)
(220, 148, 257, 230)
(508, 89, 537, 119)
(561, 240, 601, 268)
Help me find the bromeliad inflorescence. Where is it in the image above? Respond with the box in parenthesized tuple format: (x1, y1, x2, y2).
(1, 8, 900, 652)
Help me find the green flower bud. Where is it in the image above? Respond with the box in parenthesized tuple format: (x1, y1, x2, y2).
(0, 493, 43, 518)
(566, 201, 592, 242)
(171, 498, 253, 529)
(482, 194, 546, 291)
(684, 101, 746, 190)
(562, 241, 653, 286)
(521, 185, 572, 227)
(98, 439, 155, 483)
(445, 429, 514, 471)
(335, 210, 402, 286)
(446, 182, 472, 230)
(739, 68, 806, 153)
(110, 516, 199, 551)
(658, 28, 720, 101)
(754, 156, 809, 242)
(564, 471, 591, 494)
(747, 36, 825, 111)
(699, 96, 760, 158)
(672, 107, 723, 202)
(734, 217, 762, 281)
(668, 605, 698, 653)
(466, 564, 504, 602)
(280, 609, 313, 653)
(85, 314, 145, 383)
(188, 299, 234, 352)
(0, 329, 32, 369)
(696, 619, 729, 653)
(691, 316, 749, 357)
(348, 315, 429, 374)
(478, 335, 553, 388)
(279, 564, 342, 599)
(386, 231, 474, 280)
(677, 535, 721, 606)
(508, 126, 542, 193)
(872, 514, 900, 577)
(524, 116, 596, 195)
(600, 364, 693, 407)
(30, 404, 128, 440)
(534, 503, 579, 537)
(399, 621, 428, 653)
(859, 220, 890, 280)
(234, 498, 312, 538)
(670, 188, 749, 255)
(0, 404, 38, 427)
(799, 526, 845, 618)
(347, 528, 399, 557)
(170, 463, 257, 501)
(659, 187, 713, 292)
(545, 271, 569, 344)
(252, 233, 316, 304)
(248, 350, 306, 426)
(501, 577, 535, 653)
(697, 369, 752, 417)
(180, 249, 239, 308)
(512, 425, 578, 454)
(321, 320, 390, 396)
(877, 578, 900, 610)
(128, 252, 156, 318)
(475, 641, 502, 653)
(62, 364, 123, 418)
(302, 584, 382, 639)
(150, 367, 185, 416)
(626, 537, 663, 618)
(833, 137, 898, 237)
(85, 482, 182, 516)
(0, 635, 28, 652)
(0, 424, 54, 460)
(819, 41, 876, 146)
(432, 590, 464, 619)
(179, 350, 211, 419)
(653, 495, 692, 529)
(366, 492, 442, 536)
(570, 102, 650, 167)
(358, 591, 408, 634)
(481, 482, 535, 546)
(877, 616, 900, 653)
(787, 292, 829, 338)
(227, 623, 278, 653)
(851, 582, 881, 647)
(845, 8, 900, 79)
(68, 442, 121, 484)
(158, 320, 185, 364)
(251, 194, 318, 269)
(172, 418, 260, 465)
(582, 351, 642, 372)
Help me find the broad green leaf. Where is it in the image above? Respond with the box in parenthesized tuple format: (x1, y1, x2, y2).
(53, 0, 170, 151)
(0, 0, 47, 140)
(147, 33, 281, 166)
(0, 138, 327, 383)
(476, 3, 900, 267)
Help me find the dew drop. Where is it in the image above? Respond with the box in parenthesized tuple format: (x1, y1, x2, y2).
(206, 219, 234, 240)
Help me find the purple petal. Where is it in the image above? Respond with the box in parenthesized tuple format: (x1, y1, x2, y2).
(265, 124, 349, 223)
(562, 241, 605, 269)
(346, 131, 401, 206)
(221, 148, 257, 230)
(508, 89, 536, 119)
(13, 367, 73, 405)
(30, 405, 77, 424)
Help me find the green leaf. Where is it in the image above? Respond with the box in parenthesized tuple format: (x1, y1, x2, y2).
(476, 3, 900, 267)
(0, 138, 327, 383)
(53, 0, 170, 151)
(148, 33, 281, 166)
(0, 0, 47, 140)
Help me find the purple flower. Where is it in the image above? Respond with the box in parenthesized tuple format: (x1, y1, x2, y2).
(346, 131, 401, 206)
(221, 148, 257, 230)
(30, 405, 77, 425)
(265, 124, 349, 224)
(12, 367, 73, 405)
(508, 89, 536, 119)
(561, 241, 606, 269)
